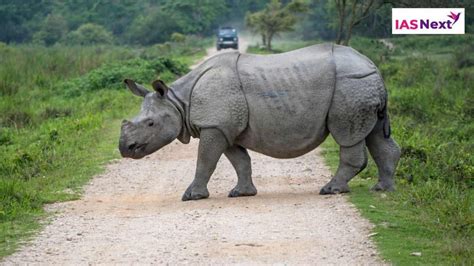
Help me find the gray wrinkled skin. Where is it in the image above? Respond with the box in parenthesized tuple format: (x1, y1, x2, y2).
(119, 80, 182, 159)
(119, 44, 401, 201)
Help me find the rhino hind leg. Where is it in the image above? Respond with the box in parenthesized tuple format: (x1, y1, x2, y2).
(320, 140, 368, 195)
(182, 128, 228, 201)
(225, 145, 257, 197)
(366, 119, 401, 192)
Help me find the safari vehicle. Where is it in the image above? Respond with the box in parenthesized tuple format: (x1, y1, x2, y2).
(216, 26, 239, 50)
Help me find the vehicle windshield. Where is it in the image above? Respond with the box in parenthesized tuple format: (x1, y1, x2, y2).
(219, 28, 236, 35)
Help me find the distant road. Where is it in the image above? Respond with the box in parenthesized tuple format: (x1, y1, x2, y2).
(191, 36, 249, 69)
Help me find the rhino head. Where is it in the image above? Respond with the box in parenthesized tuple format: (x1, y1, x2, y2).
(119, 79, 181, 159)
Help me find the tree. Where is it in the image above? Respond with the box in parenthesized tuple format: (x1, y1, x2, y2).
(334, 0, 382, 45)
(384, 0, 466, 7)
(352, 3, 391, 38)
(124, 8, 180, 45)
(0, 0, 52, 43)
(246, 0, 308, 51)
(163, 0, 228, 35)
(300, 0, 337, 41)
(246, 11, 267, 47)
(64, 23, 114, 45)
(33, 14, 68, 46)
(224, 0, 268, 22)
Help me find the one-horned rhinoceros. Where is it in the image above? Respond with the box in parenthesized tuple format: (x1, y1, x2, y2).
(119, 43, 401, 201)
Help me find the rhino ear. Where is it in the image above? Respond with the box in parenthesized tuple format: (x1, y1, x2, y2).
(152, 79, 169, 98)
(124, 79, 149, 97)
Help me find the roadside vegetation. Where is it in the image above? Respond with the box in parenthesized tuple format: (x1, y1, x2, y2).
(1, 0, 473, 263)
(327, 35, 473, 265)
(245, 0, 309, 51)
(0, 37, 209, 257)
(252, 34, 473, 264)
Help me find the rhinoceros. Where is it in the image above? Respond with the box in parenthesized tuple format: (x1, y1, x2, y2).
(119, 43, 401, 201)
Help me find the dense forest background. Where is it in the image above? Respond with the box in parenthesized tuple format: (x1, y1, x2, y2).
(0, 0, 267, 45)
(2, 0, 471, 46)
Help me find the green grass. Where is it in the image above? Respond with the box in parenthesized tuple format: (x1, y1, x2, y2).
(246, 34, 474, 264)
(321, 35, 473, 265)
(0, 88, 141, 256)
(322, 137, 473, 265)
(1, 117, 130, 257)
(389, 35, 474, 55)
(0, 39, 208, 258)
(139, 36, 213, 66)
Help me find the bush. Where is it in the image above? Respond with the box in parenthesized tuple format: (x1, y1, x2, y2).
(349, 37, 391, 65)
(64, 23, 114, 45)
(60, 57, 187, 96)
(140, 35, 213, 60)
(454, 45, 474, 68)
(171, 32, 186, 43)
(32, 14, 68, 46)
(390, 35, 473, 55)
(0, 111, 32, 128)
(124, 10, 179, 45)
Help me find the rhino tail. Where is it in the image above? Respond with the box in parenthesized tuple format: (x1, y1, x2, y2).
(377, 97, 391, 139)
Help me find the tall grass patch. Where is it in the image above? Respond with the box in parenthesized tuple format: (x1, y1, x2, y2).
(0, 42, 199, 257)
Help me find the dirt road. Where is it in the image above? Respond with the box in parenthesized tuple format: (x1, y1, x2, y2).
(192, 35, 250, 69)
(3, 38, 383, 265)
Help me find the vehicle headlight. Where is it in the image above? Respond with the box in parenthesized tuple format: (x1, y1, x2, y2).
(219, 38, 223, 41)
(233, 37, 237, 41)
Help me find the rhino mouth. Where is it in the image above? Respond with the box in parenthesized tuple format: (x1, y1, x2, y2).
(131, 143, 147, 152)
(120, 142, 148, 159)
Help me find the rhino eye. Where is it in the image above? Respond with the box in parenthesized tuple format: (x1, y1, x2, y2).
(147, 120, 154, 127)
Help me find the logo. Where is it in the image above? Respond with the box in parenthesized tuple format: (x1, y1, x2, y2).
(392, 8, 465, 34)
(447, 11, 461, 25)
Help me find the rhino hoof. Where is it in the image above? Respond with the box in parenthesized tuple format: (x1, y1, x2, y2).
(319, 182, 350, 195)
(182, 187, 209, 201)
(371, 182, 395, 192)
(228, 185, 257, 198)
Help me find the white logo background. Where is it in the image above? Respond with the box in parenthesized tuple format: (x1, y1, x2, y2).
(392, 8, 465, 34)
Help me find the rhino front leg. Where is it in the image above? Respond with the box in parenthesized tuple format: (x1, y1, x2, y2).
(225, 145, 257, 197)
(182, 128, 228, 201)
(320, 140, 368, 194)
